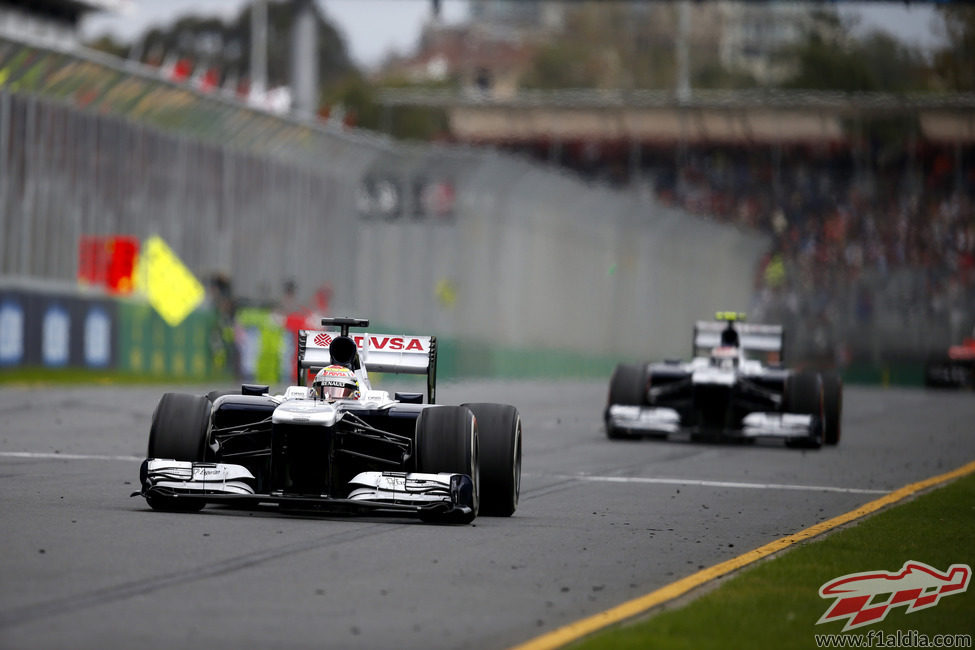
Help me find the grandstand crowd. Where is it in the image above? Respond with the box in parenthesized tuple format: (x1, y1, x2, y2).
(643, 142, 975, 362)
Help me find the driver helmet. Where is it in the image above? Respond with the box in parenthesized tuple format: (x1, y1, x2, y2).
(720, 323, 740, 347)
(710, 346, 739, 369)
(313, 365, 361, 400)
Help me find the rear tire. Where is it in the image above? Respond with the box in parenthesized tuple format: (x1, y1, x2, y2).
(415, 406, 479, 520)
(820, 371, 843, 445)
(606, 363, 650, 439)
(462, 403, 521, 517)
(783, 372, 823, 449)
(145, 393, 211, 511)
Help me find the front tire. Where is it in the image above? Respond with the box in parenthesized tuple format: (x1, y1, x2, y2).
(145, 393, 211, 511)
(415, 406, 479, 521)
(783, 371, 823, 449)
(820, 371, 843, 445)
(606, 363, 650, 439)
(462, 403, 521, 517)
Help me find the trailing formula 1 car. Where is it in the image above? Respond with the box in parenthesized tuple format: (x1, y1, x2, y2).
(135, 318, 522, 524)
(605, 313, 842, 448)
(924, 337, 975, 389)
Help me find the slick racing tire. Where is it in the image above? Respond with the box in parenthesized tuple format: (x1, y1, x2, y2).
(462, 403, 521, 517)
(820, 371, 843, 446)
(608, 363, 651, 406)
(145, 393, 211, 512)
(784, 371, 823, 449)
(416, 406, 479, 520)
(606, 363, 650, 440)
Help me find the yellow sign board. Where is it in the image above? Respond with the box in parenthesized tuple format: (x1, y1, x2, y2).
(135, 236, 205, 327)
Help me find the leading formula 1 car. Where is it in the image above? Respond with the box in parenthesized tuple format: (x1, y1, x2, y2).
(604, 313, 842, 448)
(135, 318, 522, 524)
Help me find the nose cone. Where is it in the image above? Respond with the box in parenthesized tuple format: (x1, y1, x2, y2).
(273, 400, 339, 427)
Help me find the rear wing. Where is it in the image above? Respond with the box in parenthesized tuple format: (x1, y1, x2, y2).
(297, 329, 438, 403)
(693, 321, 784, 361)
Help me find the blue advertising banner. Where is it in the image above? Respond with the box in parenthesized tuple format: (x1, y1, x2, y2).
(0, 287, 117, 370)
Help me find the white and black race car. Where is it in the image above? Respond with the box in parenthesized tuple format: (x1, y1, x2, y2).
(135, 318, 522, 524)
(604, 313, 842, 448)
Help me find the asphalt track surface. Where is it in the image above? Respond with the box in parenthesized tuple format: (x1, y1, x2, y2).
(1, 380, 973, 650)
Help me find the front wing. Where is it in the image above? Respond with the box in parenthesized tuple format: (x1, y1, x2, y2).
(136, 459, 476, 523)
(606, 405, 816, 441)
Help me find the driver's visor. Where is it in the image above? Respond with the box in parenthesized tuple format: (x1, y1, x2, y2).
(318, 384, 357, 400)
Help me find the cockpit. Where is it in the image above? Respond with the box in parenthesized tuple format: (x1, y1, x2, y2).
(709, 346, 739, 370)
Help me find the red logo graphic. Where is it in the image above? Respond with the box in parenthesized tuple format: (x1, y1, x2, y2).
(351, 335, 425, 352)
(313, 333, 332, 347)
(817, 561, 971, 631)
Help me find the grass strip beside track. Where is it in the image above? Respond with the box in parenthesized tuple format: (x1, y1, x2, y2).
(513, 460, 975, 650)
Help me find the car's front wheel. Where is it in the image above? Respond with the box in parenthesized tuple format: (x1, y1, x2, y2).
(462, 403, 521, 517)
(145, 392, 211, 511)
(606, 363, 650, 439)
(820, 371, 843, 445)
(415, 406, 479, 522)
(784, 371, 823, 449)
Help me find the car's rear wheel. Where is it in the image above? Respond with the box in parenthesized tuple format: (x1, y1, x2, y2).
(606, 363, 650, 439)
(462, 403, 521, 517)
(820, 371, 843, 445)
(415, 406, 478, 521)
(145, 393, 211, 511)
(784, 371, 823, 449)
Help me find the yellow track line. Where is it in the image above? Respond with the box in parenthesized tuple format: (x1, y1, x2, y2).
(511, 459, 975, 650)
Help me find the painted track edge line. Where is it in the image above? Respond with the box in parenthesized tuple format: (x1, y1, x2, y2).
(0, 451, 142, 462)
(508, 458, 975, 650)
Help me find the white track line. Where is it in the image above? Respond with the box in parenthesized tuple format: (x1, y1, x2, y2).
(535, 473, 888, 495)
(1, 453, 888, 495)
(0, 451, 142, 462)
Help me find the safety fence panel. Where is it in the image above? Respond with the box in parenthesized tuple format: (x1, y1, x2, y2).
(2, 34, 772, 368)
(0, 89, 375, 309)
(352, 146, 769, 361)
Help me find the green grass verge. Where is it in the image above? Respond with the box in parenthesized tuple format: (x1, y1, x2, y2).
(572, 471, 975, 650)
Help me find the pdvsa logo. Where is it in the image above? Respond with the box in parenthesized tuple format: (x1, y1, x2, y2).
(817, 561, 970, 631)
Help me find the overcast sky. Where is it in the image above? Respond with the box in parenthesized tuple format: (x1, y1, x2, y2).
(81, 0, 946, 70)
(82, 0, 468, 68)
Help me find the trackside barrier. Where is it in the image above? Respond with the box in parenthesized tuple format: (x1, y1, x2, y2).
(0, 283, 928, 387)
(0, 281, 213, 380)
(2, 36, 955, 366)
(115, 300, 212, 378)
(0, 283, 115, 370)
(0, 34, 769, 366)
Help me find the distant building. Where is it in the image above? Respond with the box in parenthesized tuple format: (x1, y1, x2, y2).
(378, 20, 541, 98)
(468, 0, 565, 36)
(0, 0, 125, 50)
(382, 1, 822, 95)
(718, 2, 817, 85)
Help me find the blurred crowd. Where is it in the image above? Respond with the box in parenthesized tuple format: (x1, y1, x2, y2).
(644, 143, 975, 363)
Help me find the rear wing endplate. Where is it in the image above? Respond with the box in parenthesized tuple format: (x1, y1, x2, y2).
(693, 321, 784, 360)
(297, 329, 438, 403)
